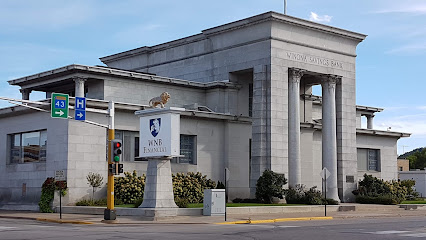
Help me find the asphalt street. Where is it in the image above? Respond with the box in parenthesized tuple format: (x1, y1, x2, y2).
(1, 216, 426, 240)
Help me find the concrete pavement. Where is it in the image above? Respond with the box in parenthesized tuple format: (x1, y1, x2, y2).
(0, 204, 425, 225)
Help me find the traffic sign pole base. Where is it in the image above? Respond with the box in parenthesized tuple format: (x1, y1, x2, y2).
(104, 209, 116, 220)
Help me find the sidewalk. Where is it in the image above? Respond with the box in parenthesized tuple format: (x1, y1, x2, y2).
(1, 204, 425, 225)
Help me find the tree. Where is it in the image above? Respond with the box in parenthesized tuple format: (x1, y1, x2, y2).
(86, 172, 104, 198)
(408, 148, 426, 170)
(255, 170, 287, 203)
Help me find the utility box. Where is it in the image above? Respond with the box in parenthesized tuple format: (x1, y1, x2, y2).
(203, 189, 225, 216)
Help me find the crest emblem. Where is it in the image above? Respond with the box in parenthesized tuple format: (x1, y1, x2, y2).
(150, 118, 161, 137)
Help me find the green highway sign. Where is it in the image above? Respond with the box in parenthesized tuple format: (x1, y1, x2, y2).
(51, 93, 69, 119)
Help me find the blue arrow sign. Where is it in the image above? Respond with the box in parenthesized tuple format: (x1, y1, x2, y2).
(75, 97, 86, 121)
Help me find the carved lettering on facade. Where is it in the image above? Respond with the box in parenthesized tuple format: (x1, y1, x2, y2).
(285, 52, 343, 69)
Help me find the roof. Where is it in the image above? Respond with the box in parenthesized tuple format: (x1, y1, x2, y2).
(100, 11, 367, 64)
(7, 64, 238, 91)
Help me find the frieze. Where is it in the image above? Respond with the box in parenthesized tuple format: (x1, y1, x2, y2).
(285, 52, 343, 69)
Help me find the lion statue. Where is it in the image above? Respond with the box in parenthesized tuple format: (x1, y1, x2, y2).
(149, 92, 171, 108)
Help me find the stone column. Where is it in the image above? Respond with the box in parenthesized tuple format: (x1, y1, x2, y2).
(140, 157, 178, 208)
(20, 88, 31, 100)
(288, 68, 305, 187)
(73, 77, 86, 98)
(366, 115, 374, 129)
(321, 75, 340, 201)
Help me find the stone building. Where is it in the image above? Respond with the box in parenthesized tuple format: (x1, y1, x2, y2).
(0, 12, 409, 209)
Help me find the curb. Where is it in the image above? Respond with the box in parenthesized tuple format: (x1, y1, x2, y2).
(216, 216, 333, 225)
(36, 218, 94, 224)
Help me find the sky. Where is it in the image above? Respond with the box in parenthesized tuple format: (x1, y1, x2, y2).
(0, 0, 425, 154)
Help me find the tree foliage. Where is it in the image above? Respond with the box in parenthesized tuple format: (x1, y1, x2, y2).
(255, 170, 287, 203)
(408, 148, 426, 170)
(86, 172, 104, 198)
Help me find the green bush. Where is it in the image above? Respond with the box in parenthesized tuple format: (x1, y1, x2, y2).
(352, 174, 407, 204)
(400, 179, 419, 200)
(284, 185, 338, 205)
(114, 171, 216, 205)
(75, 198, 122, 206)
(216, 181, 225, 189)
(133, 198, 143, 208)
(255, 170, 287, 203)
(174, 197, 189, 208)
(114, 171, 145, 204)
(38, 178, 68, 213)
(172, 172, 216, 204)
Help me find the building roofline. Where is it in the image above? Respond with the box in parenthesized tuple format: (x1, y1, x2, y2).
(7, 64, 238, 90)
(100, 11, 367, 64)
(305, 94, 384, 113)
(356, 128, 411, 138)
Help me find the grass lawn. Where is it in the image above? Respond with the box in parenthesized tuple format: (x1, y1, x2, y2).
(187, 203, 304, 208)
(401, 200, 426, 204)
(115, 204, 136, 208)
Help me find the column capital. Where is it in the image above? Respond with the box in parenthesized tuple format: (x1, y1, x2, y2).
(320, 74, 341, 84)
(73, 76, 87, 83)
(289, 68, 306, 83)
(19, 88, 32, 94)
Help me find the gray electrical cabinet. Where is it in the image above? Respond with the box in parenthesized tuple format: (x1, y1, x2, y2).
(203, 189, 225, 216)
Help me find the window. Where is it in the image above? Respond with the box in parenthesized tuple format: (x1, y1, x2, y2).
(173, 135, 196, 164)
(357, 148, 380, 171)
(249, 83, 253, 117)
(399, 167, 403, 171)
(9, 130, 47, 164)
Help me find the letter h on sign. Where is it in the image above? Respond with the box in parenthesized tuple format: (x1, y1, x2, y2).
(75, 97, 86, 121)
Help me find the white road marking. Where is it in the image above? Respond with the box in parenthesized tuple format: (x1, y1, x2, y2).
(0, 226, 17, 231)
(400, 233, 426, 238)
(368, 230, 410, 235)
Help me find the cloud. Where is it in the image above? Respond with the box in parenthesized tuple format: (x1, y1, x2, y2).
(374, 5, 426, 14)
(309, 12, 332, 23)
(386, 43, 426, 55)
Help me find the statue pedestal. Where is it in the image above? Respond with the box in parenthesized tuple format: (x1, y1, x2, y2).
(139, 158, 178, 209)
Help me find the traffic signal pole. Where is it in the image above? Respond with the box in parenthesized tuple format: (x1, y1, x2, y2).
(104, 101, 116, 220)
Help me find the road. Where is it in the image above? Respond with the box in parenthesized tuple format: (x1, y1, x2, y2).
(1, 216, 426, 239)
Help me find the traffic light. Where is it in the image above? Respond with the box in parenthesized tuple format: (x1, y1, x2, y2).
(118, 164, 123, 174)
(111, 139, 122, 162)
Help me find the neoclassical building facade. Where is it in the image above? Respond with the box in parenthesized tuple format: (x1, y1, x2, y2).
(0, 12, 409, 209)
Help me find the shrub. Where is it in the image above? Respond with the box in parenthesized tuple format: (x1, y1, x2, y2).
(216, 181, 225, 189)
(75, 198, 122, 206)
(114, 171, 145, 204)
(38, 178, 67, 213)
(400, 179, 419, 200)
(284, 185, 337, 205)
(86, 172, 104, 198)
(285, 184, 326, 205)
(114, 171, 216, 205)
(255, 170, 287, 203)
(134, 198, 143, 208)
(172, 172, 216, 204)
(174, 196, 189, 208)
(352, 174, 407, 204)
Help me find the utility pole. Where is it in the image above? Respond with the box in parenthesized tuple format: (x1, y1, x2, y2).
(284, 0, 287, 15)
(401, 145, 409, 155)
(104, 101, 116, 220)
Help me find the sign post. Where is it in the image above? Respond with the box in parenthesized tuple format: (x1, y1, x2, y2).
(320, 167, 331, 216)
(55, 170, 66, 219)
(51, 93, 69, 119)
(74, 97, 86, 121)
